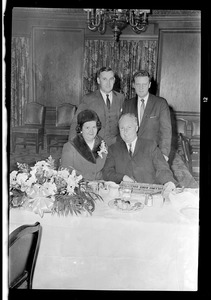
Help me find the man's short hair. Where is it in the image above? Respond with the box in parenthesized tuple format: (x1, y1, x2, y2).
(97, 67, 114, 78)
(132, 70, 151, 83)
(119, 113, 138, 127)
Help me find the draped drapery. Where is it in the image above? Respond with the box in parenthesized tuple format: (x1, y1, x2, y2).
(11, 37, 30, 126)
(10, 38, 157, 126)
(83, 40, 157, 99)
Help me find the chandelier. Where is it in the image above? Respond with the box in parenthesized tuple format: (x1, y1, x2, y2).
(84, 9, 150, 41)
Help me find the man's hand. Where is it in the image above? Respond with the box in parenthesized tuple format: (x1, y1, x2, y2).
(162, 181, 176, 202)
(123, 175, 136, 182)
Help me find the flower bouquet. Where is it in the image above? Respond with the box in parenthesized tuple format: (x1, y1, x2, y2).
(9, 156, 103, 217)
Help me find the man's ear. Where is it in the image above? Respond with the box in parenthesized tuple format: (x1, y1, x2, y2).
(136, 125, 139, 132)
(149, 81, 151, 89)
(97, 77, 100, 85)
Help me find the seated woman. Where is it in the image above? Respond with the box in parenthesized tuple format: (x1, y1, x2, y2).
(61, 109, 108, 181)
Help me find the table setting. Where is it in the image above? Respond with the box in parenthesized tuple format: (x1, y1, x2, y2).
(8, 156, 199, 290)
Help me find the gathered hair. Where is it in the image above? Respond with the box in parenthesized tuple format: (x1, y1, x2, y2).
(132, 70, 151, 83)
(75, 109, 101, 133)
(97, 66, 114, 78)
(119, 113, 138, 127)
(76, 120, 101, 133)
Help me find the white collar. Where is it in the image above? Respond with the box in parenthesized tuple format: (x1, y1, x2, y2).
(127, 136, 137, 151)
(100, 91, 112, 103)
(138, 93, 149, 103)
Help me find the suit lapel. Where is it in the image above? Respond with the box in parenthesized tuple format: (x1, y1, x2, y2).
(96, 90, 107, 108)
(138, 94, 155, 133)
(71, 134, 102, 164)
(119, 138, 131, 159)
(111, 91, 116, 109)
(129, 96, 139, 119)
(111, 91, 122, 110)
(132, 138, 142, 158)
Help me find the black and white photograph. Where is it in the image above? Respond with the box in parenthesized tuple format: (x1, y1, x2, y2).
(3, 0, 210, 297)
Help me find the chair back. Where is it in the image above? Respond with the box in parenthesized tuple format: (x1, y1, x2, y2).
(56, 103, 76, 127)
(179, 133, 192, 173)
(176, 118, 188, 136)
(9, 222, 42, 289)
(191, 120, 200, 137)
(24, 103, 45, 126)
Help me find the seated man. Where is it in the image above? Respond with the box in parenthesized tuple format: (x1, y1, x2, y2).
(102, 113, 178, 196)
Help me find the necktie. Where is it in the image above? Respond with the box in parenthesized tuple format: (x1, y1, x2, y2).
(106, 94, 110, 110)
(139, 99, 145, 125)
(128, 143, 133, 157)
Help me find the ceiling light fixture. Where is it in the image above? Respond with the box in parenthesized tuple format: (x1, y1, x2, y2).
(84, 9, 150, 41)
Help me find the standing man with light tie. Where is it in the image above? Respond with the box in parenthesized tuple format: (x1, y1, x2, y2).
(121, 70, 198, 188)
(68, 67, 125, 146)
(122, 70, 171, 162)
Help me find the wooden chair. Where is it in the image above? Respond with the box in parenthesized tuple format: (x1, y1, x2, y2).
(190, 120, 200, 182)
(11, 102, 46, 154)
(45, 103, 76, 153)
(175, 117, 189, 152)
(190, 120, 200, 152)
(9, 222, 42, 289)
(176, 118, 188, 136)
(179, 133, 193, 173)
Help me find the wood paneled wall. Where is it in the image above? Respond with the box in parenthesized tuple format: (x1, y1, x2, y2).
(10, 8, 201, 119)
(157, 29, 200, 113)
(32, 27, 84, 106)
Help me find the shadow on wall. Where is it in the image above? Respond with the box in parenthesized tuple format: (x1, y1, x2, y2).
(113, 73, 121, 93)
(149, 77, 158, 96)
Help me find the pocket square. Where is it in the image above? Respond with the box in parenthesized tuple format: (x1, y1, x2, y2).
(149, 115, 157, 118)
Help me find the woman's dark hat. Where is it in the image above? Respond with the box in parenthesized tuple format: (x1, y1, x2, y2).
(76, 109, 101, 133)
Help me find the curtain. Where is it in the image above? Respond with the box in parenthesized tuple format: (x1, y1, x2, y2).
(11, 37, 30, 126)
(83, 39, 157, 99)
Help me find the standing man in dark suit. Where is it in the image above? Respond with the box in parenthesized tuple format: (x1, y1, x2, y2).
(122, 70, 171, 162)
(68, 67, 125, 146)
(121, 70, 198, 188)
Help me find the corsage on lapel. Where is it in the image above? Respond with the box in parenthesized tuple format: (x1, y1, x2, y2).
(71, 134, 108, 164)
(97, 140, 108, 158)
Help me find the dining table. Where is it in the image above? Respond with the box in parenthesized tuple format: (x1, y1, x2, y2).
(9, 182, 199, 291)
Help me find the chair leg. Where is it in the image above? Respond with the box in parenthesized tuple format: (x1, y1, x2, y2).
(12, 134, 16, 153)
(46, 135, 51, 153)
(36, 135, 39, 154)
(41, 135, 44, 150)
(23, 136, 26, 148)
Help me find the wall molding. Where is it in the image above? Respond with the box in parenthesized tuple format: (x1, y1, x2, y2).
(85, 35, 158, 41)
(152, 10, 201, 16)
(174, 111, 200, 118)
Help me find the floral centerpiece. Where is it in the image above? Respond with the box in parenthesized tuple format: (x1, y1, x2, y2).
(9, 156, 102, 217)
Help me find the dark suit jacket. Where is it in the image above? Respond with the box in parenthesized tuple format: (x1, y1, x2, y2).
(122, 94, 172, 157)
(69, 89, 125, 146)
(102, 137, 177, 185)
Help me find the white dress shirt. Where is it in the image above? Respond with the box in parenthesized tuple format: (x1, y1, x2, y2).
(126, 137, 137, 155)
(137, 94, 149, 125)
(100, 91, 113, 105)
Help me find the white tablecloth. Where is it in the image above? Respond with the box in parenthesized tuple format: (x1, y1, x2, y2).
(9, 187, 199, 290)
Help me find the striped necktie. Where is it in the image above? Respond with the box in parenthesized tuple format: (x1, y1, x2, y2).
(128, 143, 133, 157)
(139, 99, 145, 125)
(106, 94, 110, 110)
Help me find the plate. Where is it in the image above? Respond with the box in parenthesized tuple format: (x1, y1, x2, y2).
(108, 198, 144, 213)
